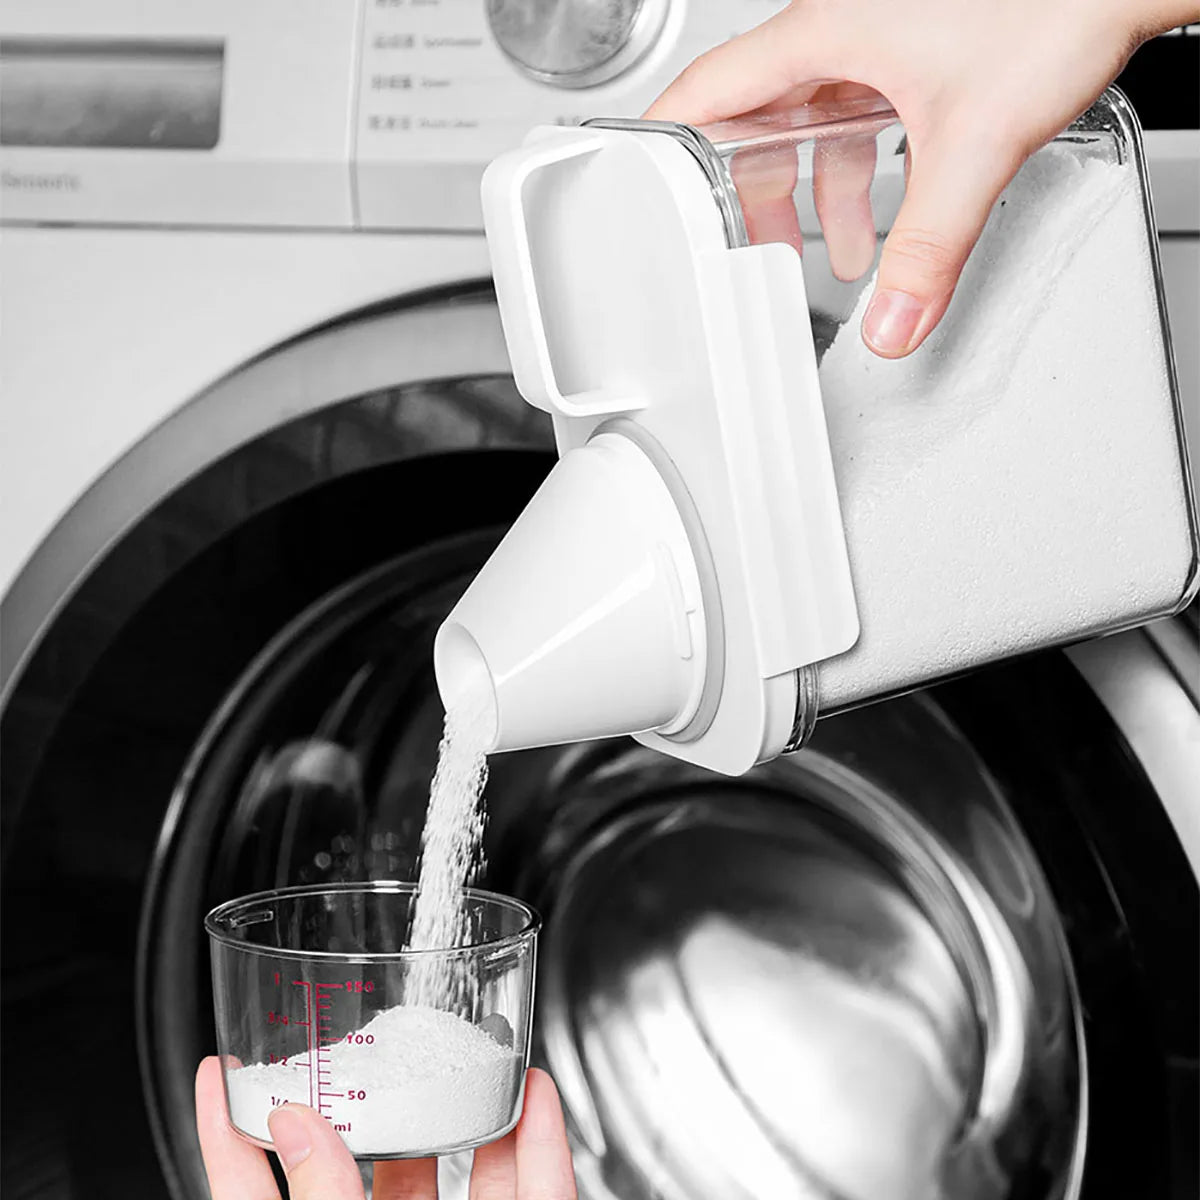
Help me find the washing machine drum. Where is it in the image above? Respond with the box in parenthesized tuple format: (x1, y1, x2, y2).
(130, 536, 1190, 1200)
(2, 298, 1195, 1199)
(129, 535, 1193, 1200)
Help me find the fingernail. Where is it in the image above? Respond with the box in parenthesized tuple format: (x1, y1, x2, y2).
(267, 1105, 312, 1172)
(862, 289, 924, 355)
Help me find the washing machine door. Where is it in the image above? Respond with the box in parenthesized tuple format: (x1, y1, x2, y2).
(2, 287, 1196, 1200)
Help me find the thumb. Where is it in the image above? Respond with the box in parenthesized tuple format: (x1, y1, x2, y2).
(862, 129, 1024, 357)
(267, 1103, 366, 1199)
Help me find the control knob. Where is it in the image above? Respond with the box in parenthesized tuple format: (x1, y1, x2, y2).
(487, 0, 670, 89)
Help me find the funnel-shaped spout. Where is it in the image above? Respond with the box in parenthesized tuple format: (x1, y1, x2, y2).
(434, 432, 709, 752)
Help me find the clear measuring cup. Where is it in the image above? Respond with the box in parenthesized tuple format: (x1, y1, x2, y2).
(205, 881, 539, 1159)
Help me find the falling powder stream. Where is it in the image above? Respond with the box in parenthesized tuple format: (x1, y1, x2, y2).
(406, 685, 496, 1007)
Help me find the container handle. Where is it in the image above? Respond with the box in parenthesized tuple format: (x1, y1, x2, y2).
(482, 133, 643, 419)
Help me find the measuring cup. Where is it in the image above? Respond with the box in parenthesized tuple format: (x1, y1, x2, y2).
(205, 881, 539, 1159)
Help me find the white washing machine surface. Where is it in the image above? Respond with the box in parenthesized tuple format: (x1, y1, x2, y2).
(1, 4, 1197, 1199)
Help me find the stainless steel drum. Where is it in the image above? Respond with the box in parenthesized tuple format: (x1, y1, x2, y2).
(131, 512, 1083, 1198)
(513, 710, 1081, 1200)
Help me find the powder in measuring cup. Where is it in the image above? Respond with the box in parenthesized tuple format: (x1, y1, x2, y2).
(226, 1004, 521, 1157)
(406, 686, 496, 1007)
(816, 143, 1193, 708)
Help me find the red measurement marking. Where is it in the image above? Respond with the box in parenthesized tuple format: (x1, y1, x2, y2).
(291, 981, 316, 1109)
(315, 981, 343, 990)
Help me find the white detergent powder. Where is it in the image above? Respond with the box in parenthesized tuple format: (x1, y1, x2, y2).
(226, 1004, 521, 1157)
(406, 688, 495, 1008)
(817, 144, 1193, 708)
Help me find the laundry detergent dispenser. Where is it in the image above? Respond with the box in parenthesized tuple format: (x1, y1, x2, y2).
(434, 88, 1198, 776)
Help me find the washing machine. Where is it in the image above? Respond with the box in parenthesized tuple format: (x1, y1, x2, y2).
(1, 3, 1197, 1198)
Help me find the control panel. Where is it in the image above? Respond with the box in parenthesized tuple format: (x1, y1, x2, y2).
(353, 0, 784, 227)
(0, 0, 787, 230)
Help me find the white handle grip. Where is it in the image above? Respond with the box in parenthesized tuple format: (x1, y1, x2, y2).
(482, 132, 643, 419)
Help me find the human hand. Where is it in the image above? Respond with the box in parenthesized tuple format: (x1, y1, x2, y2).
(195, 1056, 577, 1199)
(646, 0, 1197, 357)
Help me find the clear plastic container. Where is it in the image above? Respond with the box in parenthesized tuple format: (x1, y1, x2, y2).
(590, 87, 1198, 739)
(205, 881, 539, 1159)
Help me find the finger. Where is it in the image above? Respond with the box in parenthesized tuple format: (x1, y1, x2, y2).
(195, 1057, 281, 1200)
(469, 1123, 518, 1200)
(862, 126, 1023, 356)
(644, 8, 824, 125)
(814, 130, 878, 281)
(515, 1069, 577, 1200)
(267, 1102, 367, 1200)
(374, 1157, 439, 1200)
(731, 144, 803, 253)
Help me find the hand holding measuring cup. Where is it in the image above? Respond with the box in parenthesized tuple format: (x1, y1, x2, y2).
(196, 1058, 577, 1200)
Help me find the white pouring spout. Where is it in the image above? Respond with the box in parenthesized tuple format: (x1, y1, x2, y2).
(434, 429, 710, 751)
